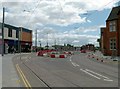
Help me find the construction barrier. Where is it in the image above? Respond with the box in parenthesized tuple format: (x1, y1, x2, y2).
(50, 54, 55, 58)
(50, 54, 67, 58)
(88, 54, 105, 63)
(59, 54, 66, 58)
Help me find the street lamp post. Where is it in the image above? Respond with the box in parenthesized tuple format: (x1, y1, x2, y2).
(39, 40, 41, 50)
(2, 7, 5, 56)
(35, 29, 37, 52)
(47, 33, 48, 50)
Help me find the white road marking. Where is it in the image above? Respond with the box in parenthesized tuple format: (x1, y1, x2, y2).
(80, 69, 101, 79)
(85, 69, 109, 79)
(104, 79, 113, 81)
(75, 63, 79, 66)
(85, 69, 113, 81)
(81, 69, 113, 82)
(71, 62, 80, 67)
(72, 62, 77, 67)
(70, 56, 79, 67)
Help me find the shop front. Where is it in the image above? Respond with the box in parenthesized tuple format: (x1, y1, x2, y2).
(4, 39, 18, 53)
(0, 39, 2, 54)
(21, 41, 32, 52)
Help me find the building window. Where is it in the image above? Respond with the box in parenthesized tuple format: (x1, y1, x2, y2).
(110, 38, 116, 50)
(16, 31, 19, 38)
(109, 21, 116, 32)
(8, 28, 12, 37)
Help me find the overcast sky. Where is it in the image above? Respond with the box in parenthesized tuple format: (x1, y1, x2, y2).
(0, 0, 119, 47)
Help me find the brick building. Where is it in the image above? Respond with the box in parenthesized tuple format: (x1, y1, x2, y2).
(0, 23, 32, 53)
(100, 6, 120, 56)
(20, 27, 32, 52)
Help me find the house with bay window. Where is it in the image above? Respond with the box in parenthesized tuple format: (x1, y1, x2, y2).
(100, 6, 120, 56)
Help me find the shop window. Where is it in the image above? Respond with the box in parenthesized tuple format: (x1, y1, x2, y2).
(8, 28, 12, 37)
(16, 31, 19, 38)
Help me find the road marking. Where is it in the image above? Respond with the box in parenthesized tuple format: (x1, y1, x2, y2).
(85, 69, 113, 81)
(104, 79, 113, 81)
(70, 56, 79, 67)
(16, 64, 32, 89)
(16, 64, 28, 88)
(80, 69, 101, 79)
(16, 80, 21, 84)
(72, 62, 77, 67)
(71, 62, 80, 67)
(85, 69, 108, 79)
(80, 69, 113, 81)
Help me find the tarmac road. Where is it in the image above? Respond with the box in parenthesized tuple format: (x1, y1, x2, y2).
(12, 52, 118, 88)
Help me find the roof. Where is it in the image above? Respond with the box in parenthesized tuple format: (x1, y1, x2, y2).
(107, 6, 120, 21)
(20, 27, 32, 33)
(0, 22, 18, 30)
(0, 22, 32, 32)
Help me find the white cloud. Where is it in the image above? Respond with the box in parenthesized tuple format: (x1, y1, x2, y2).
(0, 0, 118, 27)
(32, 25, 100, 46)
(0, 0, 118, 46)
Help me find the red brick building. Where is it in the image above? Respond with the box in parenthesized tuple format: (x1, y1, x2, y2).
(100, 6, 120, 56)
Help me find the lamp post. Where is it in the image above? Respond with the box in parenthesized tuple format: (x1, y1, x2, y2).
(47, 33, 48, 48)
(35, 29, 37, 52)
(39, 40, 41, 50)
(2, 7, 5, 56)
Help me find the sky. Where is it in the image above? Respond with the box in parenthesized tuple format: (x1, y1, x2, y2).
(0, 0, 119, 47)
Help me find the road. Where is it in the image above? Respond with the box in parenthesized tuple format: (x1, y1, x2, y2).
(12, 52, 118, 88)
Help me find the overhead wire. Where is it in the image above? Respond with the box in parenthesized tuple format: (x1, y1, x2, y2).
(24, 0, 42, 29)
(85, 0, 116, 21)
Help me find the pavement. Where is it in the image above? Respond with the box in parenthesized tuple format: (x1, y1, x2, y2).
(93, 51, 120, 60)
(2, 54, 21, 87)
(0, 55, 2, 89)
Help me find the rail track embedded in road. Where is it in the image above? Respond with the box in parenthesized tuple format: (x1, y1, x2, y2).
(18, 55, 52, 89)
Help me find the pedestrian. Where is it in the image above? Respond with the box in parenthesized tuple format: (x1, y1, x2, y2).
(13, 47, 16, 54)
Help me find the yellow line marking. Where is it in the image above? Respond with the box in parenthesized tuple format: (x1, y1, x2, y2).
(16, 64, 32, 89)
(16, 64, 28, 88)
(16, 80, 20, 84)
(18, 65, 32, 88)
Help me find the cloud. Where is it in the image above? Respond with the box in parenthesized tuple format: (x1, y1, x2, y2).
(32, 25, 100, 46)
(1, 0, 118, 27)
(0, 0, 118, 46)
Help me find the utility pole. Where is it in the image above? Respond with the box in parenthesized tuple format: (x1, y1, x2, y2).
(35, 29, 37, 52)
(54, 39, 56, 50)
(47, 33, 48, 50)
(19, 27, 22, 53)
(2, 7, 5, 56)
(19, 27, 22, 60)
(39, 40, 41, 50)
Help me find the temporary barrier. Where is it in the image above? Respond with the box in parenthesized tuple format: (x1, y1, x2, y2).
(50, 54, 67, 58)
(59, 54, 66, 58)
(50, 54, 55, 58)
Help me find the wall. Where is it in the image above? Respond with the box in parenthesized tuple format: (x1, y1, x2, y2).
(21, 31, 32, 42)
(105, 20, 118, 56)
(4, 27, 18, 40)
(101, 28, 107, 55)
(118, 13, 120, 56)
